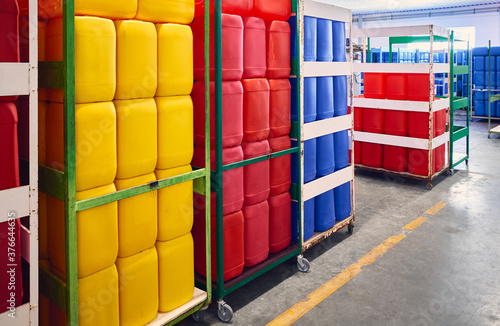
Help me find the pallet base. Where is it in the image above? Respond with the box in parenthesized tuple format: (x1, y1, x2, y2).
(355, 164, 449, 183)
(302, 215, 355, 252)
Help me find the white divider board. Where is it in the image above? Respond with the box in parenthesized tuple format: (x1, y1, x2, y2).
(0, 186, 31, 223)
(353, 63, 449, 74)
(353, 131, 449, 150)
(305, 0, 351, 23)
(352, 97, 449, 112)
(0, 303, 30, 325)
(352, 25, 449, 39)
(303, 62, 352, 77)
(303, 114, 352, 140)
(303, 166, 353, 201)
(0, 63, 30, 97)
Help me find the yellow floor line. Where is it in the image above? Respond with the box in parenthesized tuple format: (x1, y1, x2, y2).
(426, 201, 446, 215)
(403, 216, 427, 230)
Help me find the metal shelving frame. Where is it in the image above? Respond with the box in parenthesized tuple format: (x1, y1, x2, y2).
(353, 25, 452, 189)
(297, 0, 355, 253)
(37, 1, 212, 325)
(0, 0, 39, 324)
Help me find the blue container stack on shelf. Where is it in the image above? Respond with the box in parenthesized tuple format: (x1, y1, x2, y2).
(472, 46, 500, 117)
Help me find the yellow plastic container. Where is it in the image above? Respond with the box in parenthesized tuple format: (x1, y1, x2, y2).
(38, 0, 137, 20)
(156, 233, 194, 312)
(46, 17, 116, 104)
(156, 96, 193, 170)
(116, 247, 159, 326)
(136, 0, 194, 24)
(156, 24, 193, 97)
(115, 173, 158, 258)
(47, 184, 118, 279)
(155, 165, 193, 241)
(115, 98, 157, 179)
(115, 20, 157, 100)
(50, 265, 120, 326)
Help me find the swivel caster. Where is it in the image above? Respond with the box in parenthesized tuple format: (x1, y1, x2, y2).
(297, 255, 310, 273)
(426, 183, 433, 190)
(217, 300, 233, 323)
(348, 223, 354, 234)
(192, 310, 205, 323)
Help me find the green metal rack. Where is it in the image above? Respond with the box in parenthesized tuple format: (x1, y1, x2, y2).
(38, 1, 212, 325)
(486, 41, 500, 138)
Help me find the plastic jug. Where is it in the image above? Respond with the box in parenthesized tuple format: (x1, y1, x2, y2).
(115, 173, 158, 258)
(473, 71, 485, 88)
(116, 247, 158, 326)
(383, 145, 408, 172)
(385, 110, 408, 136)
(156, 165, 193, 242)
(136, 0, 194, 24)
(474, 56, 485, 71)
(408, 110, 445, 139)
(266, 20, 291, 79)
(253, 0, 291, 21)
(0, 102, 19, 189)
(304, 16, 317, 62)
(315, 189, 335, 232)
(408, 73, 431, 101)
(269, 136, 291, 195)
(192, 146, 244, 216)
(46, 17, 116, 104)
(243, 140, 271, 205)
(192, 80, 243, 149)
(156, 23, 193, 97)
(363, 73, 386, 99)
(156, 95, 194, 169)
(193, 209, 244, 282)
(269, 192, 292, 253)
(354, 107, 363, 131)
(317, 18, 333, 62)
(304, 139, 317, 182)
(332, 21, 346, 62)
(304, 77, 317, 122)
(269, 79, 291, 137)
(474, 100, 485, 116)
(334, 130, 349, 171)
(361, 142, 383, 168)
(243, 200, 270, 267)
(434, 144, 446, 173)
(317, 134, 335, 177)
(38, 0, 137, 19)
(242, 78, 270, 142)
(288, 16, 297, 60)
(115, 98, 157, 179)
(408, 148, 436, 176)
(363, 108, 384, 134)
(386, 73, 408, 100)
(354, 141, 362, 164)
(48, 184, 118, 279)
(317, 77, 334, 120)
(243, 17, 266, 79)
(0, 0, 19, 102)
(291, 199, 314, 242)
(193, 14, 243, 81)
(194, 0, 253, 17)
(334, 182, 351, 221)
(290, 77, 298, 121)
(156, 233, 194, 312)
(334, 76, 348, 116)
(115, 20, 157, 100)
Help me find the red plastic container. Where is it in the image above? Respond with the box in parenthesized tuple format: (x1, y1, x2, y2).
(408, 110, 446, 139)
(194, 0, 253, 17)
(408, 148, 437, 176)
(0, 102, 20, 189)
(269, 136, 291, 195)
(383, 145, 408, 172)
(268, 192, 291, 253)
(385, 110, 408, 136)
(192, 145, 244, 216)
(253, 0, 291, 21)
(434, 144, 446, 172)
(354, 107, 363, 131)
(0, 0, 20, 102)
(192, 80, 243, 149)
(386, 73, 408, 100)
(243, 200, 270, 267)
(361, 142, 383, 168)
(193, 13, 243, 81)
(408, 73, 432, 101)
(363, 73, 386, 99)
(354, 141, 362, 164)
(266, 20, 291, 79)
(193, 209, 244, 282)
(269, 79, 291, 138)
(363, 108, 384, 134)
(434, 109, 446, 137)
(243, 17, 266, 79)
(242, 78, 270, 142)
(243, 140, 270, 205)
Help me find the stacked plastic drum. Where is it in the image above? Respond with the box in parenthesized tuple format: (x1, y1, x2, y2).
(191, 0, 293, 282)
(39, 0, 196, 325)
(472, 46, 500, 118)
(357, 72, 447, 176)
(0, 0, 23, 315)
(290, 15, 352, 243)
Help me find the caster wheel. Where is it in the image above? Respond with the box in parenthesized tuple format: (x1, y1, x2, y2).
(466, 159, 469, 166)
(297, 256, 310, 273)
(217, 302, 233, 323)
(192, 311, 205, 323)
(488, 134, 491, 139)
(348, 224, 354, 234)
(426, 183, 433, 190)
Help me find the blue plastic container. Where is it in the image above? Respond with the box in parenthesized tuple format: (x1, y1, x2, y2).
(316, 134, 335, 177)
(474, 100, 485, 116)
(291, 140, 298, 183)
(497, 56, 500, 72)
(498, 72, 500, 88)
(487, 56, 496, 72)
(291, 199, 315, 242)
(497, 101, 500, 118)
(334, 182, 351, 221)
(290, 77, 297, 121)
(477, 90, 486, 101)
(317, 18, 333, 62)
(304, 16, 317, 62)
(315, 190, 335, 232)
(334, 130, 349, 171)
(333, 76, 348, 116)
(487, 71, 496, 88)
(487, 99, 496, 117)
(332, 21, 346, 62)
(304, 77, 317, 123)
(474, 71, 485, 88)
(491, 46, 500, 56)
(304, 139, 317, 183)
(474, 56, 485, 71)
(288, 16, 297, 59)
(472, 47, 488, 56)
(317, 77, 334, 120)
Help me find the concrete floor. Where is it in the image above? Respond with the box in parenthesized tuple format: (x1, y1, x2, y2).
(181, 117, 500, 326)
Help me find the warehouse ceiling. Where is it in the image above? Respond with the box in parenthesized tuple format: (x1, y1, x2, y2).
(318, 0, 500, 15)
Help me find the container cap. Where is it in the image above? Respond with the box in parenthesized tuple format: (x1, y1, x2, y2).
(0, 102, 18, 125)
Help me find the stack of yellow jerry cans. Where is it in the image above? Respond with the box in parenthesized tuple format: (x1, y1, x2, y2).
(40, 0, 195, 325)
